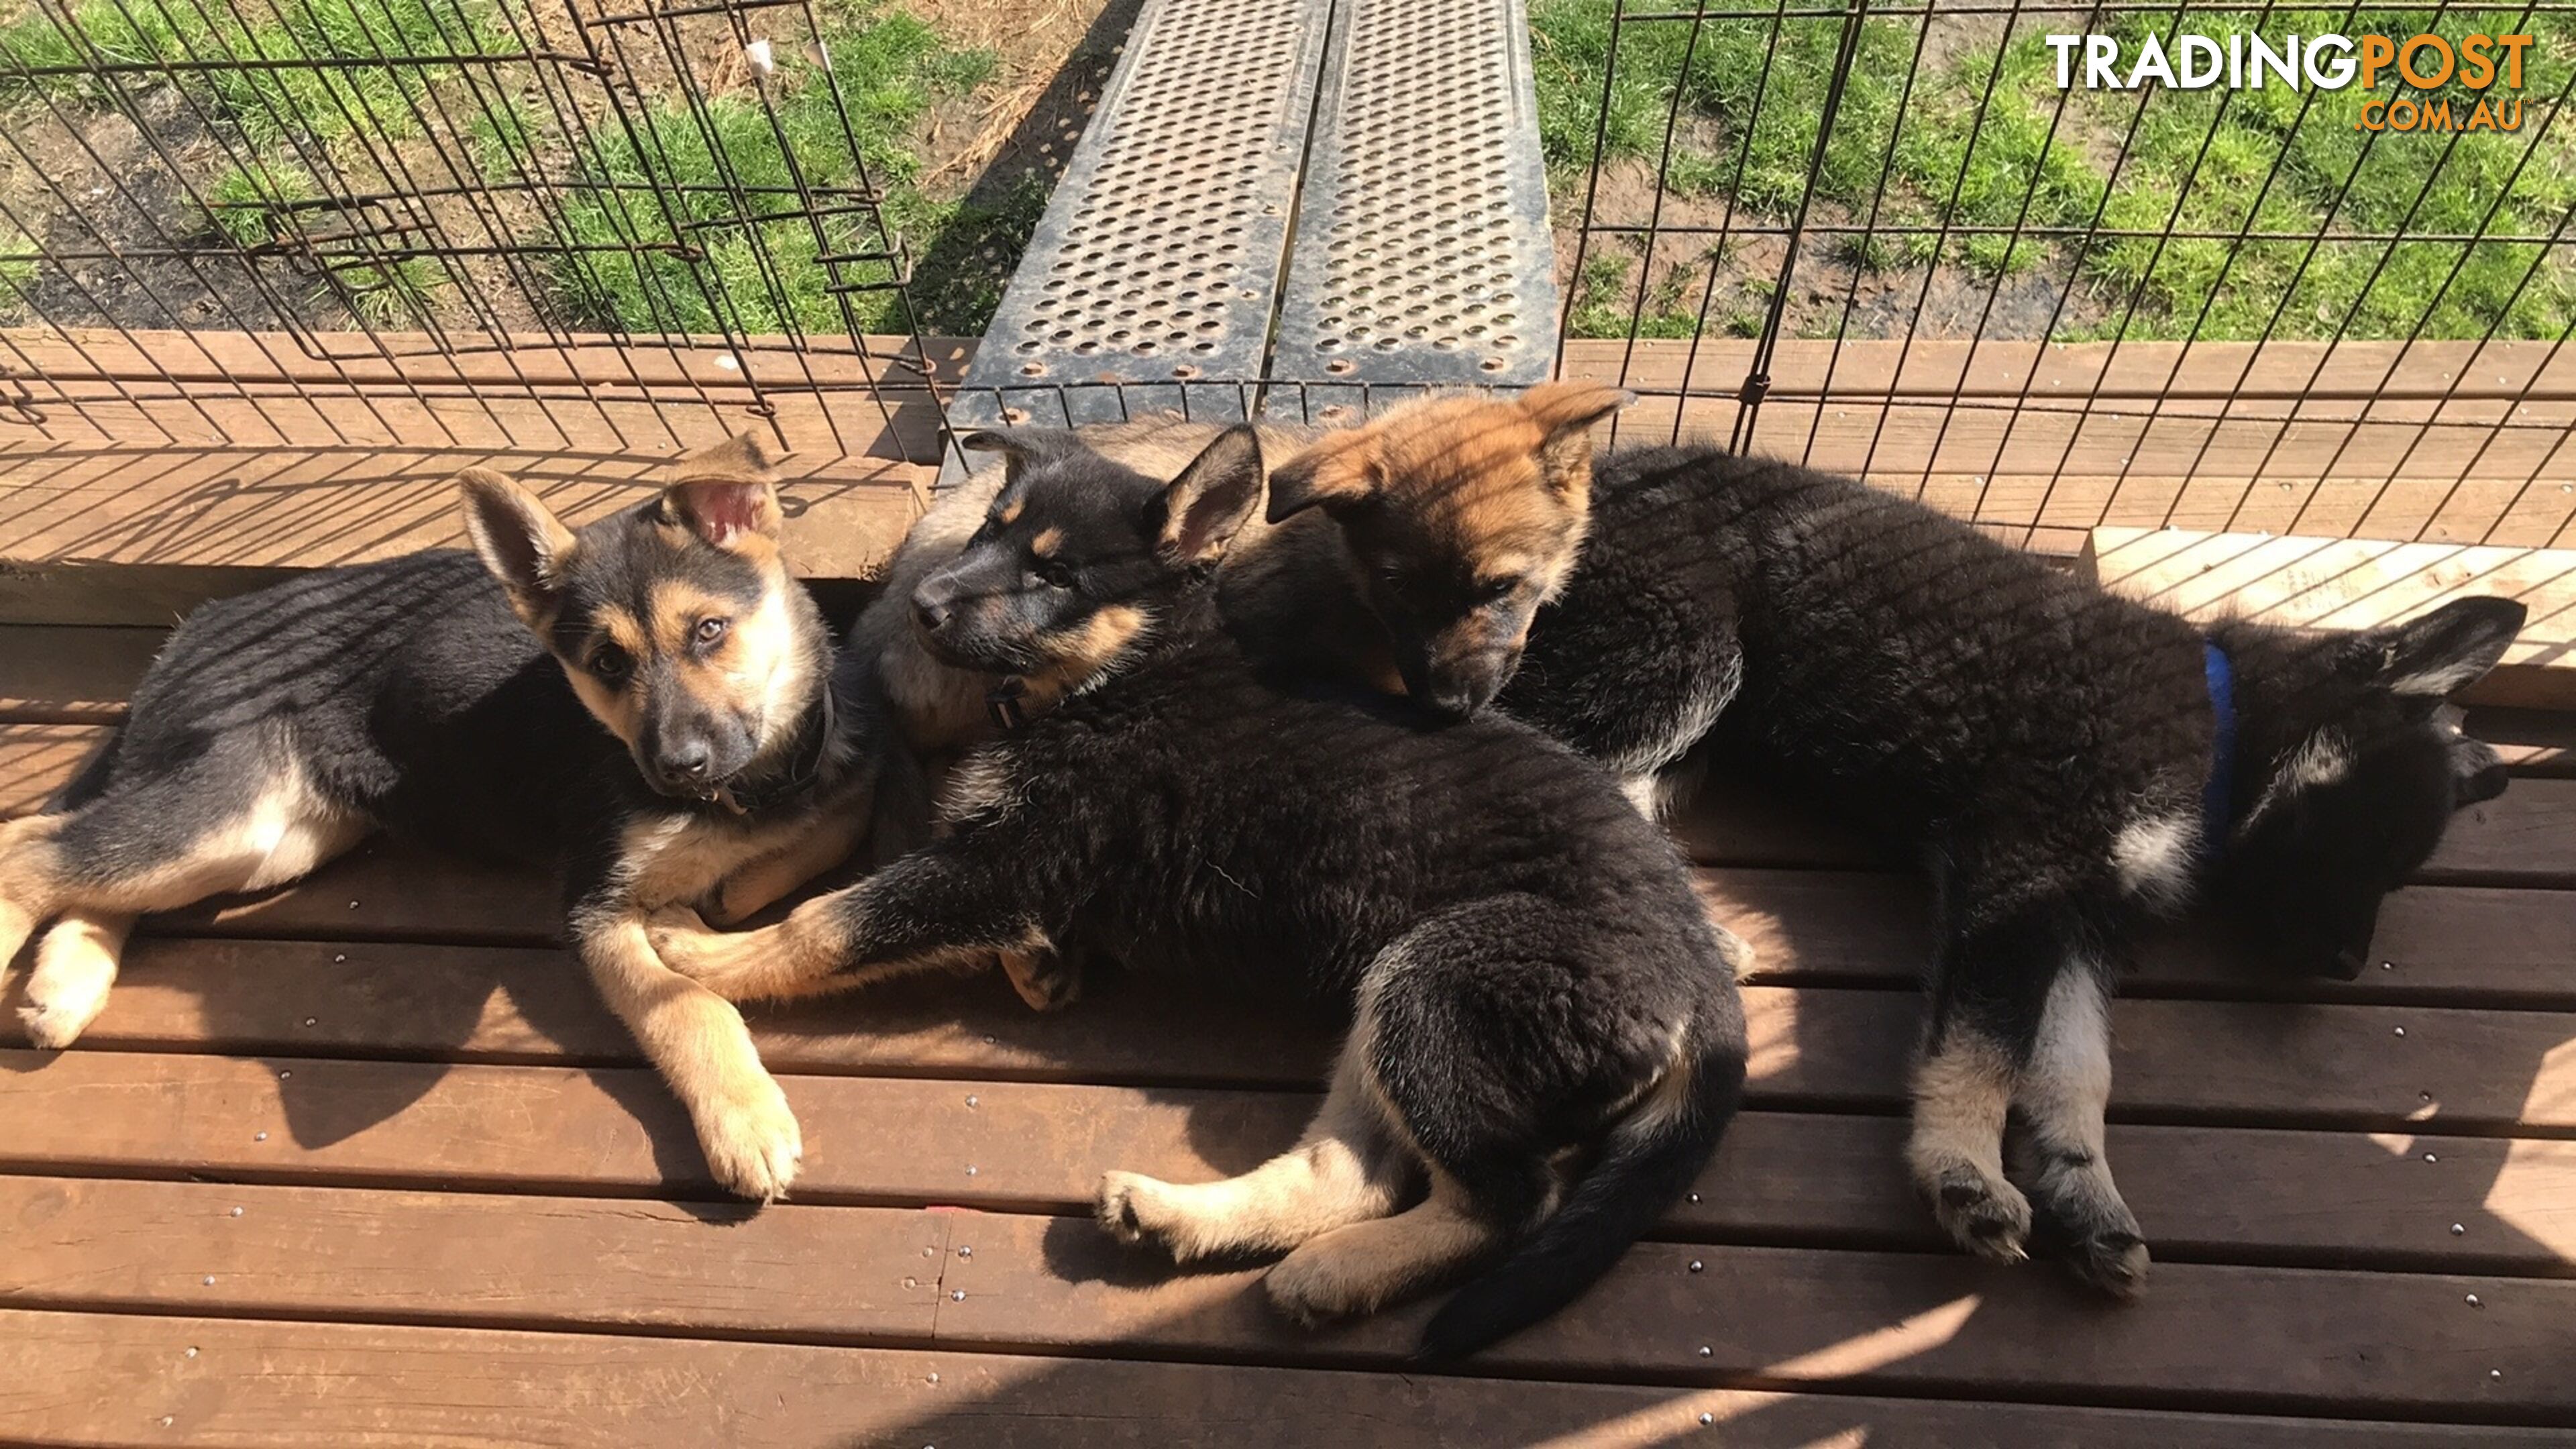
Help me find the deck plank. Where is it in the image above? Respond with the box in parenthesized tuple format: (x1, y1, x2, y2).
(12, 1307, 2562, 1449)
(0, 1177, 2566, 1418)
(943, 1218, 2576, 1419)
(19, 951, 2576, 1128)
(1, 1054, 2568, 1271)
(0, 1177, 947, 1337)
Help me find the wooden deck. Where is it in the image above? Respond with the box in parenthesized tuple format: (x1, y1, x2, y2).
(3, 618, 2575, 1445)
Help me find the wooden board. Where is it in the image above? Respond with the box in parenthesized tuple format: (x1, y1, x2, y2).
(17, 1309, 2563, 1449)
(0, 1061, 2568, 1272)
(3, 1174, 2570, 1417)
(0, 445, 927, 625)
(2089, 527, 2576, 708)
(0, 624, 162, 722)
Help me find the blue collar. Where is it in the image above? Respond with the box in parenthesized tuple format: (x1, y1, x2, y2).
(2202, 641, 2237, 863)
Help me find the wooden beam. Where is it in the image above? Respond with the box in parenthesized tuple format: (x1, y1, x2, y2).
(2089, 527, 2576, 709)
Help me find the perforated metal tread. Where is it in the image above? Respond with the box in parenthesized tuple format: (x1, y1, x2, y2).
(1265, 0, 1560, 421)
(943, 0, 1334, 459)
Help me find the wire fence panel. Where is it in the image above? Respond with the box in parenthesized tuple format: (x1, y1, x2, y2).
(0, 0, 969, 460)
(1, 0, 2569, 549)
(1540, 0, 2576, 547)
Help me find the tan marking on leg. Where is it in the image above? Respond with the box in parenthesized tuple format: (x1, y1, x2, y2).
(17, 908, 136, 1049)
(1098, 1040, 1408, 1263)
(0, 814, 69, 969)
(581, 908, 802, 1201)
(647, 898, 1027, 1005)
(89, 776, 368, 910)
(705, 811, 865, 926)
(1264, 1170, 1503, 1325)
(1907, 1024, 2031, 1261)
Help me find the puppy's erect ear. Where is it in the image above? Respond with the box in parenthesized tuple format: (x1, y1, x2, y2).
(661, 429, 786, 552)
(1516, 381, 1634, 497)
(1267, 427, 1377, 524)
(457, 468, 576, 619)
(1155, 424, 1265, 566)
(2359, 596, 2526, 698)
(959, 427, 1082, 485)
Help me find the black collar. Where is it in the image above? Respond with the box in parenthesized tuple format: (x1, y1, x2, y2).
(712, 686, 837, 816)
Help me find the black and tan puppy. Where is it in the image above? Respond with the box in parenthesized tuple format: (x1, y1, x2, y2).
(1489, 444, 2525, 1293)
(861, 384, 1627, 759)
(0, 435, 879, 1201)
(649, 426, 1748, 1358)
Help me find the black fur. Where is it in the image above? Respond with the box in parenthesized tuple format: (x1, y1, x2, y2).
(770, 428, 1748, 1356)
(1496, 443, 2524, 1289)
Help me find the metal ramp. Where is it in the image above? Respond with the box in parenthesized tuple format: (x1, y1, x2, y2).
(940, 0, 1558, 473)
(941, 0, 1334, 462)
(1265, 0, 1561, 422)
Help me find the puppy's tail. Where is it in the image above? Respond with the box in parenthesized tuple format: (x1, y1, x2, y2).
(1416, 990, 1748, 1361)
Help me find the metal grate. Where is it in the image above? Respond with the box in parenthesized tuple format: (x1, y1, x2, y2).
(1270, 0, 1558, 419)
(943, 0, 1332, 449)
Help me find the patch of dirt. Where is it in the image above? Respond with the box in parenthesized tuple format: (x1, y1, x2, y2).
(1558, 155, 2111, 343)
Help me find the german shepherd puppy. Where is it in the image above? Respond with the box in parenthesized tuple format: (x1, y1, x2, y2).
(0, 435, 877, 1201)
(1488, 445, 2526, 1294)
(862, 384, 1627, 759)
(649, 426, 1748, 1358)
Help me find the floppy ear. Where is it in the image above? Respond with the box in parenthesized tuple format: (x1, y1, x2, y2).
(1517, 381, 1633, 496)
(1267, 427, 1377, 523)
(959, 427, 1081, 485)
(661, 429, 786, 551)
(1156, 424, 1265, 566)
(2362, 596, 2526, 698)
(457, 468, 576, 619)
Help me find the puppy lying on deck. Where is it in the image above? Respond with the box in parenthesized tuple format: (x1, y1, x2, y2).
(1487, 442, 2526, 1294)
(649, 426, 1749, 1358)
(0, 435, 881, 1201)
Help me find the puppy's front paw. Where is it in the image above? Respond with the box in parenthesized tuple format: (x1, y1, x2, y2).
(1000, 948, 1082, 1013)
(698, 1079, 804, 1202)
(17, 996, 99, 1051)
(1095, 1169, 1170, 1247)
(2062, 1228, 2151, 1299)
(1263, 1237, 1379, 1327)
(1923, 1163, 2032, 1263)
(647, 906, 767, 994)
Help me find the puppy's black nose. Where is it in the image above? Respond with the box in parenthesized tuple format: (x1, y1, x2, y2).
(914, 597, 949, 633)
(658, 742, 712, 784)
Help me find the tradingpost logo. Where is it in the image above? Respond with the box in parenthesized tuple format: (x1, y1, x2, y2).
(2047, 32, 2532, 131)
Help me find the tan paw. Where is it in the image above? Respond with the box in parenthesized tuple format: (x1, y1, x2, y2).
(1263, 1241, 1377, 1327)
(1001, 949, 1082, 1013)
(697, 1080, 804, 1202)
(1095, 1169, 1174, 1248)
(17, 993, 103, 1051)
(1921, 1162, 2033, 1263)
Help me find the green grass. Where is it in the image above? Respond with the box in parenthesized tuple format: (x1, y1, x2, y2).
(0, 0, 1026, 335)
(0, 0, 497, 150)
(1534, 0, 2576, 342)
(539, 2, 1018, 337)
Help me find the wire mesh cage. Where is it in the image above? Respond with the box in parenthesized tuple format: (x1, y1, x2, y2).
(0, 0, 980, 462)
(1, 0, 2571, 551)
(1539, 0, 2576, 549)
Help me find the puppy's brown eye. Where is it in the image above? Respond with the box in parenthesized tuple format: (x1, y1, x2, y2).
(1478, 578, 1521, 604)
(590, 646, 632, 684)
(694, 617, 729, 647)
(1035, 560, 1077, 590)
